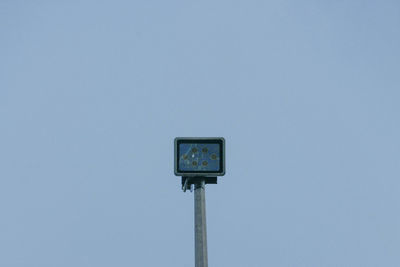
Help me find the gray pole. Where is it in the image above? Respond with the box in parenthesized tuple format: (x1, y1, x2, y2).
(194, 179, 208, 267)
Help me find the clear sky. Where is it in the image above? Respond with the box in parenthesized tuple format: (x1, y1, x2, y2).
(1, 1, 399, 266)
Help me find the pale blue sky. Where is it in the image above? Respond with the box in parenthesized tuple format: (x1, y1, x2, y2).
(1, 1, 399, 266)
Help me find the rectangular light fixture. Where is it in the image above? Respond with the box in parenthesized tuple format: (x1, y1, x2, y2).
(174, 137, 225, 177)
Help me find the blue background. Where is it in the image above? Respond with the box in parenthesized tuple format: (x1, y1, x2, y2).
(1, 1, 399, 266)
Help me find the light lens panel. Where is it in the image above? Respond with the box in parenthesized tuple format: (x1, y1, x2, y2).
(178, 143, 220, 172)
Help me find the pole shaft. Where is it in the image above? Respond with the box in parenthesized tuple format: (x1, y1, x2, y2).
(194, 180, 208, 267)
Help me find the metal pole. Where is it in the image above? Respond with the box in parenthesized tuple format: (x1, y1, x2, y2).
(194, 179, 208, 267)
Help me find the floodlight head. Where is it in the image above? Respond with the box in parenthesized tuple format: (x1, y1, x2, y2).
(174, 137, 225, 177)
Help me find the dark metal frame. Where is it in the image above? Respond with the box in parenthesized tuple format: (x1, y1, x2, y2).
(174, 137, 226, 177)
